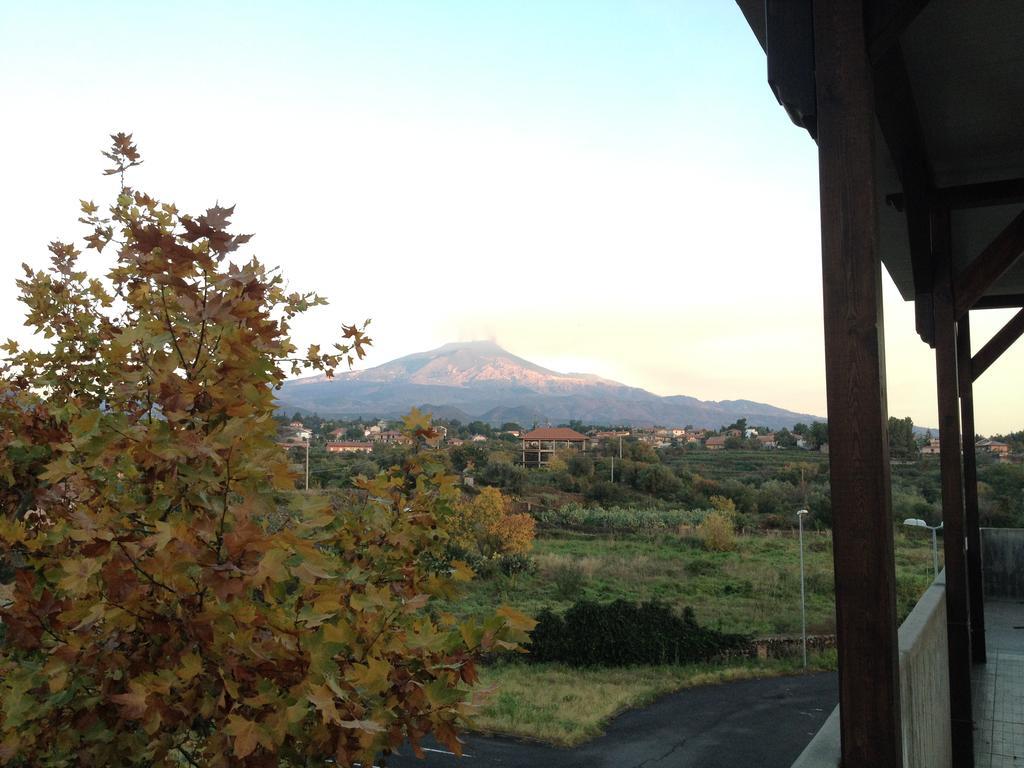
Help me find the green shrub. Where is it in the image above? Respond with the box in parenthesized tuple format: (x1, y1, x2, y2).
(535, 503, 710, 534)
(698, 510, 736, 551)
(684, 558, 719, 576)
(527, 600, 750, 666)
(551, 562, 588, 601)
(499, 552, 536, 577)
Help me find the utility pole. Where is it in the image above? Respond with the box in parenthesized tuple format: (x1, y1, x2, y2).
(797, 509, 809, 668)
(610, 455, 615, 483)
(305, 439, 310, 491)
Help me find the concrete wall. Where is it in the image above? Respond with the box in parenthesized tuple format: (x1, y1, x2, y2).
(791, 573, 951, 768)
(897, 574, 952, 768)
(981, 528, 1024, 599)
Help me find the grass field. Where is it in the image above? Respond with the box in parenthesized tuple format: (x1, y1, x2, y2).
(451, 529, 939, 636)
(663, 449, 829, 483)
(471, 654, 837, 746)
(447, 528, 936, 745)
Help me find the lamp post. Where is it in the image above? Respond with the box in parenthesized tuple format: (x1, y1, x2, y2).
(903, 518, 942, 577)
(304, 439, 310, 491)
(797, 508, 809, 668)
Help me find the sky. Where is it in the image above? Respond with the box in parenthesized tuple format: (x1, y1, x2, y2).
(1, 0, 1021, 435)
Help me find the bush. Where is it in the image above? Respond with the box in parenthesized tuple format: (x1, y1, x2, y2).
(586, 479, 633, 504)
(527, 600, 749, 666)
(491, 512, 537, 555)
(698, 510, 736, 551)
(449, 487, 535, 558)
(708, 495, 737, 514)
(498, 552, 536, 577)
(535, 503, 710, 534)
(551, 562, 588, 601)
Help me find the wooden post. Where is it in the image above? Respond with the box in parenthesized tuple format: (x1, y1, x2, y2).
(958, 315, 987, 664)
(932, 207, 975, 765)
(813, 2, 902, 765)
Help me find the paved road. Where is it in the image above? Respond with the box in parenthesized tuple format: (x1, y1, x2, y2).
(377, 672, 837, 768)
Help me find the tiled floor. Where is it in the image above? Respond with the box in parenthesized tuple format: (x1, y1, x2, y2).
(974, 600, 1024, 767)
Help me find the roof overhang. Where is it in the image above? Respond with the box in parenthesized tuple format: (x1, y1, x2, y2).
(735, 0, 1024, 305)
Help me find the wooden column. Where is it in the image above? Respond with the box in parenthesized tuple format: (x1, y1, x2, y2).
(932, 208, 975, 765)
(957, 315, 987, 664)
(814, 2, 902, 765)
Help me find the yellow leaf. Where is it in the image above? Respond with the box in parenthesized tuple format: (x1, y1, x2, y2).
(306, 684, 342, 725)
(177, 653, 203, 682)
(292, 560, 335, 584)
(48, 670, 69, 693)
(270, 460, 296, 489)
(58, 558, 101, 596)
(144, 520, 181, 553)
(339, 718, 385, 733)
(495, 606, 538, 632)
(224, 714, 259, 759)
(0, 518, 27, 546)
(255, 548, 290, 584)
(451, 560, 474, 582)
(322, 620, 356, 646)
(350, 656, 391, 695)
(285, 699, 308, 724)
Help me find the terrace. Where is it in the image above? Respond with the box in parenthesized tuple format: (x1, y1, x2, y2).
(734, 2, 1024, 766)
(794, 529, 1024, 767)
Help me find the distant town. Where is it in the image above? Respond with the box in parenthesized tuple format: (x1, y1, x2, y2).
(277, 414, 1022, 467)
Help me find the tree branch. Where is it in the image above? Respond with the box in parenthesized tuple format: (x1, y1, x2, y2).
(116, 539, 177, 595)
(159, 286, 192, 379)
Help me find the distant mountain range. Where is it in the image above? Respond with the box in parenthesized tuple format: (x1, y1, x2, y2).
(276, 341, 825, 430)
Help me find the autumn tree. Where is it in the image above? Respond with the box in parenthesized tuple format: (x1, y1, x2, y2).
(0, 135, 532, 767)
(449, 486, 535, 558)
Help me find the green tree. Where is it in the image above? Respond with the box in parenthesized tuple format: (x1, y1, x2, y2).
(808, 421, 830, 448)
(775, 428, 797, 448)
(888, 416, 917, 460)
(0, 135, 531, 767)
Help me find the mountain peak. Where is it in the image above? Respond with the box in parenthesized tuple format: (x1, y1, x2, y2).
(279, 341, 825, 429)
(437, 339, 505, 353)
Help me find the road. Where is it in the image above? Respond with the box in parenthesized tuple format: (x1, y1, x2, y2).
(376, 672, 837, 768)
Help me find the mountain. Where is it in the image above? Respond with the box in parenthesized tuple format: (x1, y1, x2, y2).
(277, 340, 825, 430)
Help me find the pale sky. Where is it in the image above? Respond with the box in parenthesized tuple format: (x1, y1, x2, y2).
(2, 1, 1021, 435)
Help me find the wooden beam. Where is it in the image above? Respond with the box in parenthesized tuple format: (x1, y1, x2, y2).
(766, 0, 817, 138)
(872, 43, 935, 344)
(957, 317, 987, 664)
(971, 307, 1024, 381)
(814, 2, 903, 765)
(888, 177, 1024, 212)
(954, 208, 1024, 318)
(866, 0, 932, 63)
(973, 293, 1024, 310)
(932, 208, 975, 766)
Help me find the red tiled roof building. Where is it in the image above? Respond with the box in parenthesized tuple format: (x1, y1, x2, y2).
(520, 427, 589, 468)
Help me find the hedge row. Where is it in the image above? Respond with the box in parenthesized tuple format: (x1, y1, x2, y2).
(533, 503, 710, 533)
(527, 599, 750, 666)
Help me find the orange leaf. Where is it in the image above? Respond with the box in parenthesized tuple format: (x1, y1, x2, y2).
(110, 682, 149, 720)
(224, 714, 259, 759)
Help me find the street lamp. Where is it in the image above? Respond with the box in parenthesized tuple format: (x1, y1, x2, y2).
(797, 509, 809, 668)
(903, 518, 942, 577)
